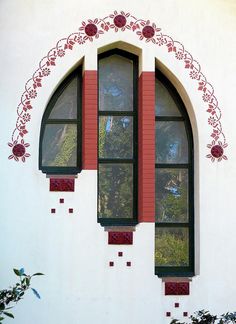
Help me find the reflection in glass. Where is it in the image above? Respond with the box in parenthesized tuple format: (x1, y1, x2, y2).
(155, 169, 188, 222)
(155, 121, 188, 163)
(99, 116, 133, 159)
(49, 77, 77, 119)
(155, 79, 181, 116)
(99, 55, 133, 111)
(155, 227, 189, 266)
(42, 124, 77, 166)
(98, 164, 133, 218)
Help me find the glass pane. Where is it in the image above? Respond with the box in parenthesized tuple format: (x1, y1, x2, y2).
(49, 77, 77, 119)
(155, 79, 181, 116)
(98, 164, 133, 218)
(99, 55, 133, 111)
(99, 116, 133, 158)
(155, 227, 189, 266)
(155, 121, 188, 163)
(42, 124, 77, 167)
(155, 169, 188, 222)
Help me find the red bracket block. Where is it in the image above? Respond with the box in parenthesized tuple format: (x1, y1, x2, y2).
(108, 232, 133, 245)
(165, 282, 189, 295)
(50, 178, 74, 192)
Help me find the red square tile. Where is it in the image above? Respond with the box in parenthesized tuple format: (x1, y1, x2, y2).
(175, 303, 179, 308)
(166, 312, 171, 317)
(126, 261, 131, 267)
(69, 208, 73, 213)
(51, 208, 56, 213)
(118, 252, 123, 257)
(183, 312, 188, 317)
(109, 261, 114, 267)
(59, 198, 64, 204)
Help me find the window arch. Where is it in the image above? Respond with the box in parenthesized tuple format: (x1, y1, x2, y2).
(39, 67, 82, 174)
(98, 49, 138, 225)
(155, 70, 194, 277)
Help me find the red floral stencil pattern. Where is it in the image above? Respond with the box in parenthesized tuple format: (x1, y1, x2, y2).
(8, 10, 228, 162)
(165, 282, 190, 295)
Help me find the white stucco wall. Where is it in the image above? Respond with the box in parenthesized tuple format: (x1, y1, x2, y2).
(1, 1, 236, 323)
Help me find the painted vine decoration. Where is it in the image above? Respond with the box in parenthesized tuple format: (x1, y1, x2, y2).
(8, 10, 227, 162)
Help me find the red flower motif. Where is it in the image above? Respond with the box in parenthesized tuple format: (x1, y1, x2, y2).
(85, 23, 98, 36)
(202, 93, 211, 102)
(156, 37, 165, 46)
(42, 68, 50, 76)
(28, 89, 37, 99)
(8, 139, 30, 162)
(175, 51, 184, 60)
(22, 113, 31, 122)
(206, 140, 227, 162)
(142, 26, 155, 39)
(208, 116, 217, 126)
(189, 70, 199, 79)
(114, 15, 127, 28)
(57, 49, 65, 57)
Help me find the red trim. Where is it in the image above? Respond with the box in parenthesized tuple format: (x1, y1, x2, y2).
(82, 71, 98, 169)
(138, 72, 155, 222)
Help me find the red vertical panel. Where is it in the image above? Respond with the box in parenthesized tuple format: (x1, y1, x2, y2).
(138, 72, 155, 222)
(82, 71, 98, 169)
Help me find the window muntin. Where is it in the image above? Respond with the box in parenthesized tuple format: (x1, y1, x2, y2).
(155, 71, 194, 276)
(39, 68, 82, 174)
(98, 50, 138, 225)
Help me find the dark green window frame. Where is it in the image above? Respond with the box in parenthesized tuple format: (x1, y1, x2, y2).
(98, 49, 138, 226)
(39, 67, 82, 175)
(155, 70, 194, 277)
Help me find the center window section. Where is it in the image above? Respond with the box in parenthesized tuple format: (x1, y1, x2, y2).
(98, 50, 138, 225)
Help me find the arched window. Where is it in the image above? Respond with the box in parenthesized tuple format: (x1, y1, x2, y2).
(155, 71, 194, 276)
(98, 49, 138, 225)
(39, 67, 82, 174)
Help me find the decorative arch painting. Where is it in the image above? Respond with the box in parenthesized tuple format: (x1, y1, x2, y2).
(8, 10, 228, 163)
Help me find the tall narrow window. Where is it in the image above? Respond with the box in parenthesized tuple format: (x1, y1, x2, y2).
(39, 67, 82, 174)
(98, 49, 138, 225)
(155, 71, 194, 276)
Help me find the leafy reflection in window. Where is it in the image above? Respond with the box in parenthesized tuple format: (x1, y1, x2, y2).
(155, 228, 189, 266)
(99, 116, 133, 159)
(98, 164, 133, 218)
(156, 169, 188, 223)
(42, 124, 77, 167)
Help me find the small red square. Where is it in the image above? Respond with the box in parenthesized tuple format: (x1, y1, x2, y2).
(183, 312, 188, 317)
(166, 312, 171, 317)
(118, 252, 123, 257)
(175, 303, 179, 308)
(69, 208, 73, 213)
(59, 198, 64, 204)
(109, 261, 114, 267)
(126, 261, 131, 267)
(51, 208, 56, 213)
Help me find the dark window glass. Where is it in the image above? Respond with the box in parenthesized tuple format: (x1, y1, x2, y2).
(98, 50, 138, 225)
(155, 79, 181, 116)
(99, 55, 133, 111)
(155, 71, 194, 277)
(48, 77, 78, 119)
(39, 68, 82, 174)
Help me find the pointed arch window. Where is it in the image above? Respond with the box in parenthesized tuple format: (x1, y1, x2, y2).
(155, 71, 194, 276)
(39, 67, 82, 174)
(98, 49, 138, 225)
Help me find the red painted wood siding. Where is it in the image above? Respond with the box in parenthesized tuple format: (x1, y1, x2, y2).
(82, 71, 97, 169)
(138, 72, 155, 222)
